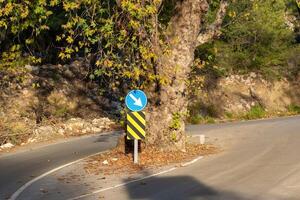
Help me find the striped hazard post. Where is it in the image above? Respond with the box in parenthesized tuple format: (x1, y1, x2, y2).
(127, 111, 146, 140)
(125, 90, 147, 164)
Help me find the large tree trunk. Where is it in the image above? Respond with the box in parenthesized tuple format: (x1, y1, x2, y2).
(145, 0, 228, 150)
(146, 0, 209, 150)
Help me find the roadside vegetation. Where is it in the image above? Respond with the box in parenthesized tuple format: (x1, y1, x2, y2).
(189, 104, 300, 125)
(192, 0, 300, 80)
(0, 0, 299, 149)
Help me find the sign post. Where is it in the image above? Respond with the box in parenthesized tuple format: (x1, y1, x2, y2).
(134, 139, 138, 164)
(125, 90, 147, 164)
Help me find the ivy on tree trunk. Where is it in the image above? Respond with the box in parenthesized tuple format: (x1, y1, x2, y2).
(146, 0, 228, 150)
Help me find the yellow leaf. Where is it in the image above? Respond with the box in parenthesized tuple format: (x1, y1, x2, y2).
(50, 0, 59, 6)
(56, 35, 62, 41)
(0, 21, 7, 29)
(58, 52, 65, 59)
(66, 36, 74, 44)
(25, 39, 33, 44)
(95, 60, 101, 66)
(63, 2, 80, 11)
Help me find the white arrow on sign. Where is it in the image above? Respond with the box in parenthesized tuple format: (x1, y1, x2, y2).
(129, 93, 143, 107)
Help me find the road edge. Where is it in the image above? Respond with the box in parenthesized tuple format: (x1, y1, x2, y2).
(67, 156, 204, 200)
(9, 149, 111, 200)
(10, 154, 204, 200)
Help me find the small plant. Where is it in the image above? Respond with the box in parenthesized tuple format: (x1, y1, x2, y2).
(189, 114, 215, 124)
(287, 104, 300, 114)
(170, 131, 177, 142)
(206, 105, 220, 118)
(225, 112, 234, 119)
(169, 112, 182, 130)
(54, 107, 68, 118)
(206, 117, 216, 124)
(243, 105, 266, 120)
(190, 114, 204, 124)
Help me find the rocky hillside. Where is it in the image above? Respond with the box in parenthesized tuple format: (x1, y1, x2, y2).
(1, 58, 300, 149)
(189, 72, 300, 123)
(0, 60, 119, 148)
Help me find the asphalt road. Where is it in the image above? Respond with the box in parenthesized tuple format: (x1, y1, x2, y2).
(0, 132, 121, 199)
(95, 116, 300, 200)
(1, 116, 300, 200)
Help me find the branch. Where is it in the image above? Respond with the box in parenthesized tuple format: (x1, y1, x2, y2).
(116, 0, 120, 7)
(296, 0, 300, 16)
(197, 0, 229, 46)
(116, 0, 163, 9)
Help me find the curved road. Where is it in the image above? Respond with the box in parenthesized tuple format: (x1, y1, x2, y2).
(0, 132, 121, 199)
(1, 116, 300, 199)
(111, 115, 300, 200)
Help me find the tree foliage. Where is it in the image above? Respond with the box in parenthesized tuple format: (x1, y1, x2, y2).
(0, 0, 160, 94)
(194, 0, 300, 78)
(0, 0, 299, 85)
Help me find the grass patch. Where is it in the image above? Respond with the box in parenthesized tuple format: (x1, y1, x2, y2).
(189, 103, 300, 125)
(189, 114, 216, 124)
(53, 106, 68, 118)
(287, 104, 300, 114)
(225, 112, 234, 119)
(242, 105, 266, 120)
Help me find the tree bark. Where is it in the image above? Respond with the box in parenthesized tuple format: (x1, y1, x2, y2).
(146, 0, 209, 150)
(197, 0, 229, 45)
(145, 0, 228, 150)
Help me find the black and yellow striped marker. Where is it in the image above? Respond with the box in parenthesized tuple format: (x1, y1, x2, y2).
(127, 111, 146, 140)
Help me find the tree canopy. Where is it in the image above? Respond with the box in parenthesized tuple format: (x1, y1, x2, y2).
(1, 0, 299, 80)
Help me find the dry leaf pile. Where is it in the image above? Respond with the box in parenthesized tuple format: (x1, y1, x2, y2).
(84, 144, 218, 176)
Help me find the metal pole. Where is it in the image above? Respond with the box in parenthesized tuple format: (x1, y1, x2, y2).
(134, 139, 138, 164)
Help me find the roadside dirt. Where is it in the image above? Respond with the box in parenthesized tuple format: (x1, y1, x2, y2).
(83, 144, 219, 176)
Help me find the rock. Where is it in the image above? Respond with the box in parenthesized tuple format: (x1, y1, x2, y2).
(250, 72, 257, 78)
(237, 104, 244, 110)
(58, 129, 65, 135)
(91, 118, 114, 128)
(22, 89, 29, 95)
(84, 127, 91, 132)
(33, 126, 57, 140)
(25, 65, 39, 72)
(92, 118, 103, 126)
(65, 118, 85, 128)
(245, 104, 251, 110)
(0, 142, 14, 149)
(27, 138, 37, 143)
(63, 118, 92, 135)
(102, 160, 109, 165)
(240, 99, 248, 105)
(91, 127, 103, 133)
(82, 129, 87, 134)
(47, 90, 78, 111)
(63, 69, 75, 78)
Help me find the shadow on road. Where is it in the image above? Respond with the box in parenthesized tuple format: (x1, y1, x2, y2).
(93, 131, 121, 143)
(123, 171, 250, 200)
(15, 167, 299, 200)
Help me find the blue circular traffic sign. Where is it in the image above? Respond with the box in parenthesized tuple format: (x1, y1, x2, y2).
(125, 90, 147, 112)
